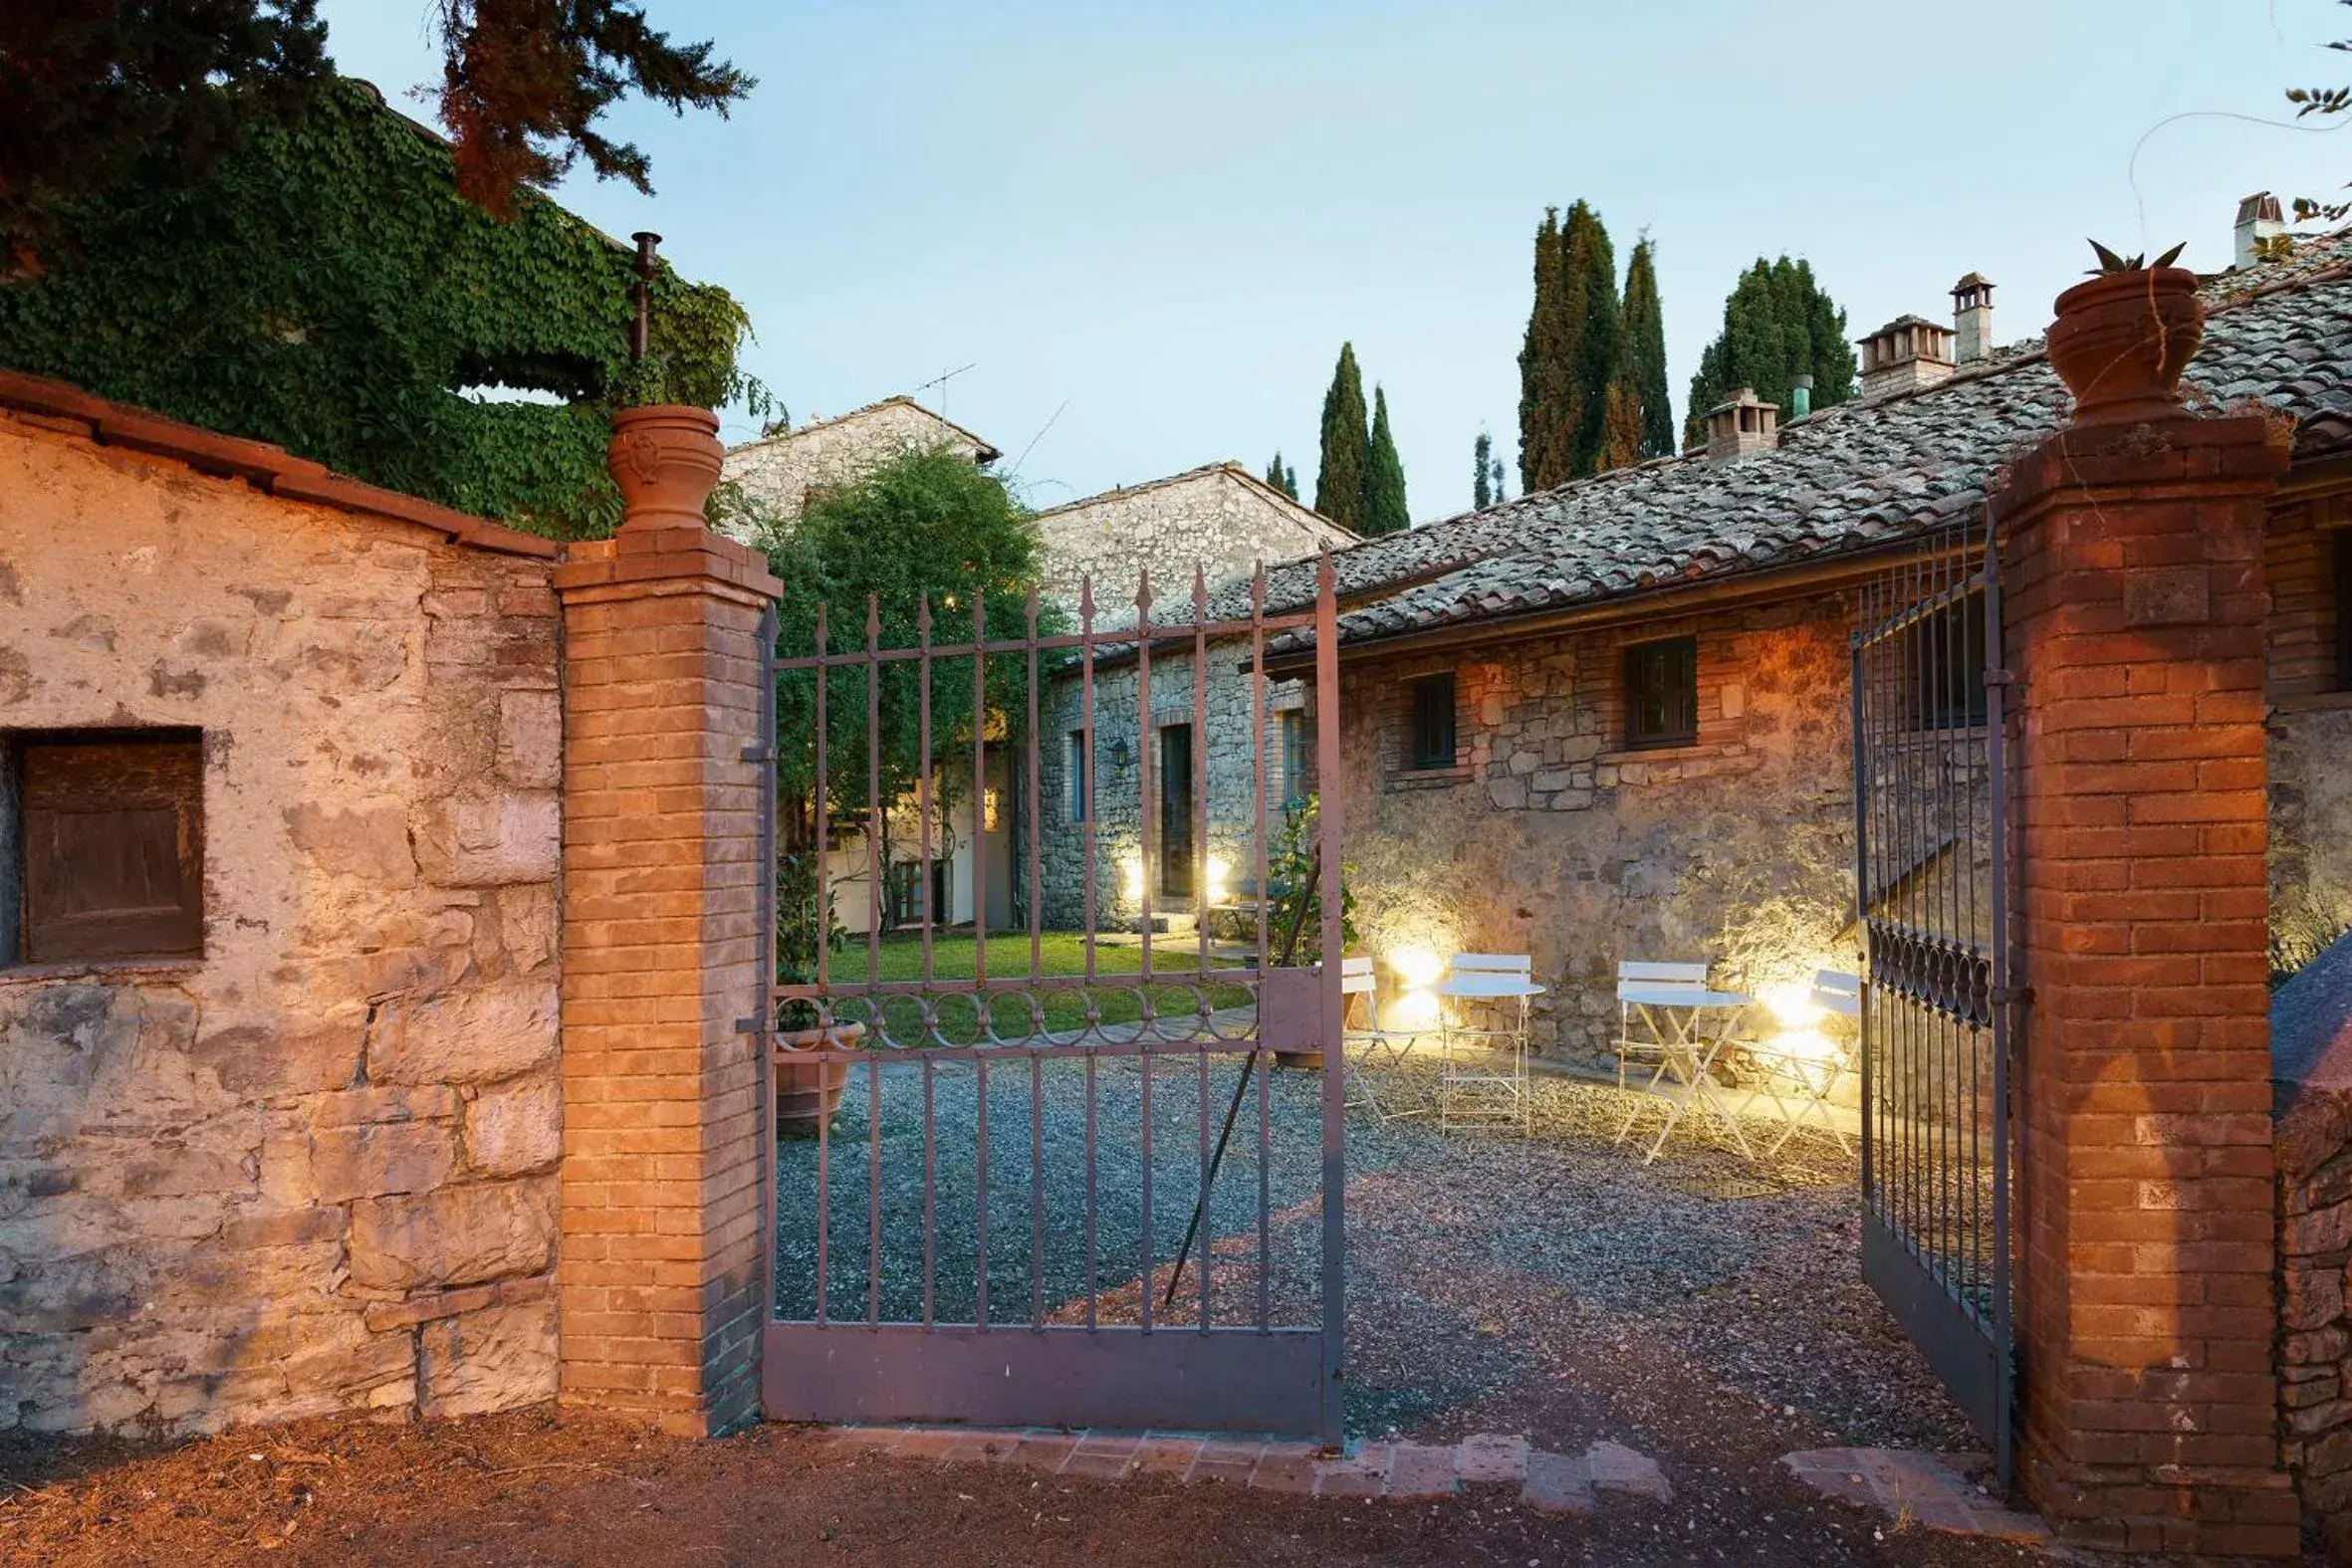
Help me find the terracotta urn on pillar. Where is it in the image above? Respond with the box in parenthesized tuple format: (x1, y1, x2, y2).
(606, 404, 724, 530)
(2044, 265, 2204, 428)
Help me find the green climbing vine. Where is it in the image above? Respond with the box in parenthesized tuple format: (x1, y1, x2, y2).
(0, 77, 767, 541)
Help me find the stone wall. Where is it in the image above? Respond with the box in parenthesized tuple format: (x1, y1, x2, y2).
(719, 398, 992, 538)
(2267, 485, 2352, 973)
(1035, 465, 1354, 616)
(1039, 639, 1305, 933)
(0, 404, 563, 1435)
(1328, 594, 1858, 1069)
(2275, 937, 2352, 1561)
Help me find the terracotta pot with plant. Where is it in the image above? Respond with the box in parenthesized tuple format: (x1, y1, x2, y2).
(2044, 240, 2204, 428)
(775, 847, 857, 1136)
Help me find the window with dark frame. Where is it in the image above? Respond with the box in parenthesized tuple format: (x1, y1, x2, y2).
(1622, 637, 1698, 750)
(1279, 711, 1307, 805)
(1407, 673, 1457, 771)
(1065, 729, 1088, 822)
(5, 729, 205, 966)
(2336, 530, 2351, 693)
(1912, 589, 1990, 730)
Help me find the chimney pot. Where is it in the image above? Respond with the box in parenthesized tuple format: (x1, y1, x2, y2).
(1857, 314, 1957, 399)
(1790, 374, 1814, 419)
(1951, 273, 1996, 364)
(1705, 387, 1779, 461)
(2234, 191, 2286, 270)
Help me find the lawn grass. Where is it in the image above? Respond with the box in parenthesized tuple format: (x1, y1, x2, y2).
(812, 930, 1255, 1045)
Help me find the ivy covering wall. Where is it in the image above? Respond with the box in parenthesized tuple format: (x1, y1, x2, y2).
(0, 77, 761, 540)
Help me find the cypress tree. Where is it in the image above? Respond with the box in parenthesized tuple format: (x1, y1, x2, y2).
(1684, 256, 1858, 447)
(1363, 385, 1409, 536)
(1517, 207, 1574, 492)
(1491, 456, 1507, 504)
(1265, 450, 1297, 499)
(1314, 342, 1370, 530)
(1619, 237, 1674, 460)
(1561, 201, 1620, 478)
(1473, 430, 1494, 509)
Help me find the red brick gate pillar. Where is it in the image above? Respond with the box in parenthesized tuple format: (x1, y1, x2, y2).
(1995, 276, 2293, 1551)
(553, 407, 781, 1435)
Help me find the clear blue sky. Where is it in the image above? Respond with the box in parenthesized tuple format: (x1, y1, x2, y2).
(321, 0, 2351, 523)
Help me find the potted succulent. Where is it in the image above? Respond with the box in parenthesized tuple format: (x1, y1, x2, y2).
(2045, 240, 2204, 427)
(775, 847, 859, 1136)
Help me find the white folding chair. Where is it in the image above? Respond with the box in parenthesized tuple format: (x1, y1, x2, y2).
(1437, 954, 1537, 1134)
(1613, 960, 1758, 1160)
(1342, 956, 1427, 1120)
(1614, 960, 1709, 1092)
(1738, 969, 1859, 1157)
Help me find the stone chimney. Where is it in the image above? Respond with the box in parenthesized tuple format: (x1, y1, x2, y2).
(2234, 191, 2286, 270)
(1704, 387, 1778, 460)
(1857, 315, 1957, 399)
(1951, 273, 1996, 364)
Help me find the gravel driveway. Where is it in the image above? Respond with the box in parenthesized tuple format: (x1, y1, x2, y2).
(776, 1051, 1975, 1453)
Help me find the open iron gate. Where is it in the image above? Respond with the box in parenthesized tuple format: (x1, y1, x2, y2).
(1851, 511, 2016, 1485)
(754, 558, 1346, 1445)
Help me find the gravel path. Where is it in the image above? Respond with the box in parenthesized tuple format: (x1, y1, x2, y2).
(776, 1052, 1977, 1454)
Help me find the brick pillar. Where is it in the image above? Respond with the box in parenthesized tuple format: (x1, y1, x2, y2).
(553, 430, 781, 1436)
(1996, 408, 2294, 1554)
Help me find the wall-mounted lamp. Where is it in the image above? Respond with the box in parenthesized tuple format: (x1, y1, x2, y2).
(1106, 737, 1133, 771)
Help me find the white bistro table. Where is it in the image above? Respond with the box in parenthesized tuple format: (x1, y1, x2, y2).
(1436, 963, 1545, 1133)
(1613, 983, 1756, 1162)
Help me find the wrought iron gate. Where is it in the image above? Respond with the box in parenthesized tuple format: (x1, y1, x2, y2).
(756, 558, 1346, 1444)
(1851, 511, 2016, 1484)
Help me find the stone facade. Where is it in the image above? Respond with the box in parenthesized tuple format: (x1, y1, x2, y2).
(2275, 938, 2352, 1561)
(1039, 638, 1306, 932)
(1035, 464, 1355, 615)
(0, 393, 564, 1435)
(718, 397, 998, 538)
(2267, 483, 2352, 972)
(1326, 594, 1857, 1068)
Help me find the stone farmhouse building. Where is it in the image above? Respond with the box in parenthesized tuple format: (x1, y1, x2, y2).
(725, 403, 1354, 936)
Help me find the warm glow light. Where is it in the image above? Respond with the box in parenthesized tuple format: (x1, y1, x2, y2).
(1388, 990, 1442, 1030)
(1206, 855, 1232, 906)
(1770, 1026, 1842, 1093)
(1389, 946, 1446, 990)
(1120, 852, 1144, 903)
(1764, 980, 1826, 1030)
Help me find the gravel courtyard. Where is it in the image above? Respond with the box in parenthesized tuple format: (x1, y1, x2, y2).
(774, 1049, 1977, 1454)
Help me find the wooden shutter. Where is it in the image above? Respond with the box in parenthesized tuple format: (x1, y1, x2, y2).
(1409, 674, 1456, 770)
(21, 732, 204, 963)
(2337, 530, 2352, 693)
(1624, 637, 1698, 749)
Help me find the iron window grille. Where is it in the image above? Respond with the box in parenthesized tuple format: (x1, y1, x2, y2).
(1623, 636, 1698, 750)
(1279, 711, 1307, 805)
(1913, 589, 1990, 730)
(1064, 729, 1088, 822)
(1407, 673, 1457, 771)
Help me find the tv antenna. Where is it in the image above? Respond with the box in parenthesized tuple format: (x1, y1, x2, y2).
(913, 361, 977, 420)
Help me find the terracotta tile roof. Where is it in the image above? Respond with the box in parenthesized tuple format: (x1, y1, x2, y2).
(0, 368, 561, 559)
(1252, 231, 2352, 659)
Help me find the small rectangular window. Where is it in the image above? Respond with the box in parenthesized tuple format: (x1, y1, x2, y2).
(1279, 711, 1307, 805)
(1623, 637, 1698, 750)
(1065, 729, 1089, 823)
(1407, 673, 1457, 771)
(10, 729, 205, 965)
(1915, 590, 1990, 730)
(2336, 530, 2351, 693)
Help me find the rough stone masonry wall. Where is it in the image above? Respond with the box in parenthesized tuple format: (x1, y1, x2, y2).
(719, 400, 988, 536)
(1034, 467, 1354, 615)
(0, 408, 562, 1435)
(1039, 639, 1305, 932)
(1330, 593, 1858, 1071)
(2275, 1073, 2352, 1560)
(2266, 485, 2352, 973)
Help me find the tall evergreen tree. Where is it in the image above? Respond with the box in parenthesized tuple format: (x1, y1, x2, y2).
(1618, 237, 1674, 460)
(1517, 207, 1574, 492)
(1683, 256, 1858, 447)
(1491, 456, 1507, 504)
(1561, 201, 1620, 478)
(1314, 342, 1370, 529)
(1264, 450, 1297, 500)
(1473, 430, 1494, 509)
(1363, 385, 1409, 536)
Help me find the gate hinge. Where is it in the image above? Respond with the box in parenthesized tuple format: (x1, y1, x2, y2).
(1982, 667, 2015, 688)
(1989, 984, 2032, 1008)
(741, 745, 770, 764)
(735, 1015, 767, 1034)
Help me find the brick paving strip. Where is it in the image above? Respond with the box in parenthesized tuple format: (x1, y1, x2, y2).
(1780, 1449, 2048, 1544)
(817, 1426, 1671, 1512)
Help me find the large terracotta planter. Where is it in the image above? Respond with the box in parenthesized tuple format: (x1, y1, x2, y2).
(775, 1021, 863, 1137)
(606, 403, 723, 530)
(2044, 267, 2203, 428)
